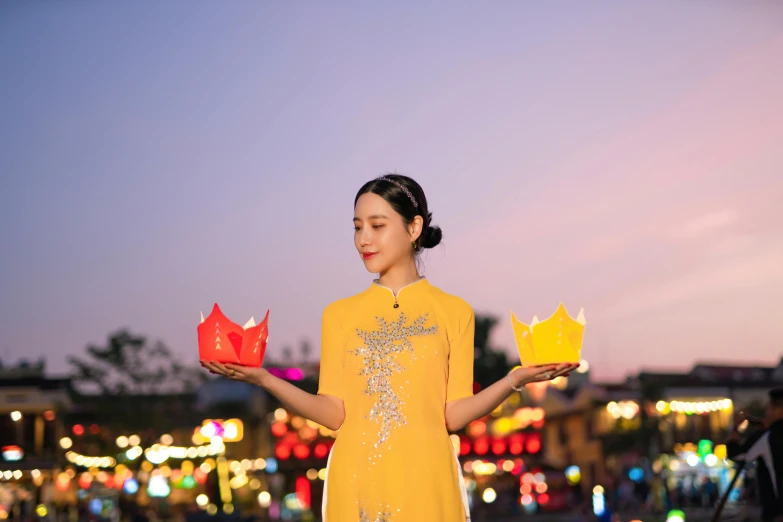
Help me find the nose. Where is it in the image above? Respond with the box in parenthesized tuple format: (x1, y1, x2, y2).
(359, 228, 372, 247)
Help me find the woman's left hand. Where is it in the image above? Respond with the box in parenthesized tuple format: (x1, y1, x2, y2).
(510, 362, 578, 388)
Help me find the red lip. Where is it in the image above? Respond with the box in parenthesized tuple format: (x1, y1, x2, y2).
(362, 252, 377, 260)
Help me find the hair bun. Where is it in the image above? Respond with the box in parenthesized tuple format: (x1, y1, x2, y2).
(420, 224, 442, 249)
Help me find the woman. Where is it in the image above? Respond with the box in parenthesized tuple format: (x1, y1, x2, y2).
(203, 174, 577, 522)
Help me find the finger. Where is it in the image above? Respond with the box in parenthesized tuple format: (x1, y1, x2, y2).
(207, 362, 232, 377)
(215, 363, 234, 374)
(229, 367, 247, 378)
(531, 369, 558, 382)
(222, 363, 249, 380)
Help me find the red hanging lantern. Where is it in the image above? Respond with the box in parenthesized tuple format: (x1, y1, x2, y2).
(509, 434, 525, 455)
(295, 476, 311, 509)
(474, 436, 489, 455)
(275, 444, 291, 460)
(193, 468, 208, 485)
(271, 422, 288, 437)
(526, 435, 541, 454)
(293, 443, 310, 460)
(459, 436, 471, 456)
(314, 443, 329, 459)
(491, 438, 506, 455)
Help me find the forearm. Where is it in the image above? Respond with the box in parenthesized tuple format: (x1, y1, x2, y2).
(445, 375, 515, 432)
(262, 374, 345, 431)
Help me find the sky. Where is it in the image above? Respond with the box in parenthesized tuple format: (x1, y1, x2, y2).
(1, 1, 782, 382)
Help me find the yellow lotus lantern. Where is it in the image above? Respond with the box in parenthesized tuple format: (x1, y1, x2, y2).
(510, 303, 585, 366)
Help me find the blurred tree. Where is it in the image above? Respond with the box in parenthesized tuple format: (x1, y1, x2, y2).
(299, 339, 312, 363)
(473, 313, 513, 389)
(282, 345, 293, 365)
(68, 329, 207, 395)
(66, 329, 210, 445)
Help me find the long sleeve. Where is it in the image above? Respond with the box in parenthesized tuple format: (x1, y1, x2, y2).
(317, 303, 344, 399)
(446, 306, 475, 403)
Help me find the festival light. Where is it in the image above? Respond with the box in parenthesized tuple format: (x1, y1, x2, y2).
(258, 491, 272, 508)
(147, 476, 170, 498)
(565, 465, 581, 485)
(1, 446, 23, 462)
(592, 485, 606, 516)
(606, 401, 640, 420)
(482, 488, 497, 503)
(55, 472, 71, 492)
(657, 399, 732, 416)
(666, 509, 686, 522)
(296, 476, 311, 509)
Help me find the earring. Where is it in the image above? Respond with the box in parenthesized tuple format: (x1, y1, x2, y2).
(411, 240, 417, 249)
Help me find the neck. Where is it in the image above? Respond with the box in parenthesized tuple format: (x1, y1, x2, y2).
(377, 260, 421, 294)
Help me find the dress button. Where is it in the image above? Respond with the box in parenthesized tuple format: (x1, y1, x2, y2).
(393, 303, 399, 308)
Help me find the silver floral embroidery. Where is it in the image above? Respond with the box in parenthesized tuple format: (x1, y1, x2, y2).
(350, 313, 438, 450)
(359, 508, 392, 522)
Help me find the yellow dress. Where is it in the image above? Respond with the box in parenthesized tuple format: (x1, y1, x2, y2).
(318, 278, 474, 522)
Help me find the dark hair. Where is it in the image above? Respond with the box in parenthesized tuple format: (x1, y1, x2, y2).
(354, 174, 442, 251)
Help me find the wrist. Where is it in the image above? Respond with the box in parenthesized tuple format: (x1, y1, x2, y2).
(255, 370, 272, 389)
(507, 369, 527, 392)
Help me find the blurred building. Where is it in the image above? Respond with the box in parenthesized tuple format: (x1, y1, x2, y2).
(0, 362, 73, 519)
(0, 362, 72, 473)
(537, 357, 783, 508)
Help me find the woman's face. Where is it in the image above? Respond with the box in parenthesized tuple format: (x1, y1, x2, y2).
(354, 192, 421, 274)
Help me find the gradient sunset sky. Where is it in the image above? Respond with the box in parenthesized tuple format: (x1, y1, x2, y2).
(1, 1, 782, 381)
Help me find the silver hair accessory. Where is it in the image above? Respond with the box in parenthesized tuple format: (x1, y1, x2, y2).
(377, 177, 418, 208)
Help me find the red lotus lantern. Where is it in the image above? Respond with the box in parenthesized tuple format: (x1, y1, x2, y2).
(198, 304, 269, 366)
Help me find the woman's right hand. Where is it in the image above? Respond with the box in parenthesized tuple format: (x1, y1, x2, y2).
(201, 361, 271, 388)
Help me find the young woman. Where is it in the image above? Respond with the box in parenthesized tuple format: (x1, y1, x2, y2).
(202, 174, 577, 522)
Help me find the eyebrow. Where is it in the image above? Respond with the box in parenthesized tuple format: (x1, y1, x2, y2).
(353, 214, 389, 221)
